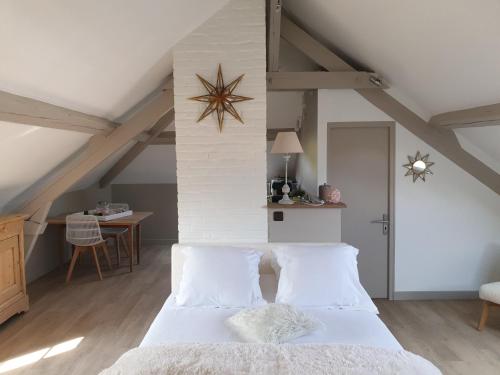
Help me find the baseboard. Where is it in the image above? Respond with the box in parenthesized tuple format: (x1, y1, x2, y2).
(142, 239, 178, 246)
(393, 291, 479, 300)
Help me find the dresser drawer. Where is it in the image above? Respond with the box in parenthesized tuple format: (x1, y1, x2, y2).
(0, 220, 22, 241)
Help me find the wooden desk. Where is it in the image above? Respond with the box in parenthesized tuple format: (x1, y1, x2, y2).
(47, 212, 153, 272)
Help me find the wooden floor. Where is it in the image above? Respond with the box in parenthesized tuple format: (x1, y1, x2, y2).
(0, 244, 172, 375)
(377, 299, 500, 375)
(1, 245, 499, 374)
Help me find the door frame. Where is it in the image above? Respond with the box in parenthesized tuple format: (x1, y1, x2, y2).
(327, 121, 396, 300)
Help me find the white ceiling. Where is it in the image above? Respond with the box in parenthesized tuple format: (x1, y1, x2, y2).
(0, 0, 230, 120)
(284, 0, 500, 118)
(455, 126, 500, 174)
(0, 121, 91, 212)
(0, 0, 498, 213)
(284, 0, 500, 175)
(0, 0, 230, 213)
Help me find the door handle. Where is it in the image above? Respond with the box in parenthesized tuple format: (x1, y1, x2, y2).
(371, 214, 389, 235)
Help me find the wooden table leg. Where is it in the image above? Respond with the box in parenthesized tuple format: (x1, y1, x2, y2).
(136, 224, 141, 265)
(59, 225, 66, 270)
(127, 225, 134, 273)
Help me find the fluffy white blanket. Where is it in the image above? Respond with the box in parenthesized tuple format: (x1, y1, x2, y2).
(100, 343, 441, 375)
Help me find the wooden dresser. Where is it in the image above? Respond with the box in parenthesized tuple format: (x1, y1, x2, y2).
(0, 215, 29, 324)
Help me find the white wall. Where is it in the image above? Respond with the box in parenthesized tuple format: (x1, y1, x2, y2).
(315, 89, 500, 293)
(174, 0, 267, 243)
(113, 145, 177, 184)
(266, 91, 304, 181)
(395, 125, 500, 291)
(296, 90, 318, 196)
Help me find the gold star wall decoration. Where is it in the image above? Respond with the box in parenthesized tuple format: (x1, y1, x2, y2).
(403, 151, 435, 182)
(189, 64, 253, 132)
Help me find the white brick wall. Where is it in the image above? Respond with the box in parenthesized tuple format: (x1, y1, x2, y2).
(173, 0, 267, 243)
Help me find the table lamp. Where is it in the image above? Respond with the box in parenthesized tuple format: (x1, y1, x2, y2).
(271, 131, 304, 204)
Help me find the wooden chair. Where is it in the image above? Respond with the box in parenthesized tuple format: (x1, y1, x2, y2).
(477, 282, 500, 330)
(101, 203, 130, 266)
(65, 213, 112, 283)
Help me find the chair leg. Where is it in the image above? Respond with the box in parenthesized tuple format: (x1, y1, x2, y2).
(66, 246, 81, 283)
(91, 246, 103, 281)
(478, 301, 489, 331)
(120, 234, 130, 258)
(101, 242, 113, 270)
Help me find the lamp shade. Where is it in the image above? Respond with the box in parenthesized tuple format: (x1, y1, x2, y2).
(271, 132, 304, 154)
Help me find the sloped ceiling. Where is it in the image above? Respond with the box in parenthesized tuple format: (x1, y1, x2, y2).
(0, 0, 231, 213)
(284, 0, 500, 176)
(0, 122, 91, 212)
(0, 0, 230, 120)
(455, 127, 500, 174)
(1, 0, 499, 213)
(284, 0, 500, 117)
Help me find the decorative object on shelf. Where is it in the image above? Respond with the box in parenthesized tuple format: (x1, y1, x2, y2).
(271, 132, 304, 205)
(403, 151, 434, 182)
(189, 64, 253, 132)
(319, 183, 341, 203)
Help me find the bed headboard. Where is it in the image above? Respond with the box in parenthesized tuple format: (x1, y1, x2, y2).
(171, 242, 341, 293)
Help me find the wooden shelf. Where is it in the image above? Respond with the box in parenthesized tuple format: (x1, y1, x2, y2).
(267, 202, 346, 209)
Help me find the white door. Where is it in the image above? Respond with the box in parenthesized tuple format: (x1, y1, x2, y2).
(327, 125, 390, 298)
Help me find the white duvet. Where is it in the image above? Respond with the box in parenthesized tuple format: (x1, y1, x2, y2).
(99, 342, 441, 375)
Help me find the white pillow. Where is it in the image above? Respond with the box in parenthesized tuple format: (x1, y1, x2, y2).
(226, 303, 320, 344)
(273, 244, 365, 308)
(175, 246, 265, 307)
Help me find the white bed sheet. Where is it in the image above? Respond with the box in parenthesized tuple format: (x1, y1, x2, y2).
(140, 295, 402, 350)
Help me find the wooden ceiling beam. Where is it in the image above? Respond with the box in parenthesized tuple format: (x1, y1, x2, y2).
(148, 128, 296, 145)
(429, 103, 500, 129)
(281, 15, 500, 194)
(99, 110, 174, 188)
(150, 137, 175, 145)
(0, 90, 118, 134)
(20, 76, 174, 217)
(281, 16, 351, 72)
(0, 90, 154, 142)
(267, 71, 386, 90)
(151, 131, 176, 145)
(267, 0, 282, 72)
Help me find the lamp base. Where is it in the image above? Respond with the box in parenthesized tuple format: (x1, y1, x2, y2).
(279, 178, 294, 204)
(278, 193, 294, 205)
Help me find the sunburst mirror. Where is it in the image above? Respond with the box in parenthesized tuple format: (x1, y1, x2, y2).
(403, 151, 434, 182)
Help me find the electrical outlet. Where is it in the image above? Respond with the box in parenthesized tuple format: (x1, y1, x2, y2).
(273, 211, 284, 221)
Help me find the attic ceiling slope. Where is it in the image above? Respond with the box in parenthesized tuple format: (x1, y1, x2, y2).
(0, 0, 231, 215)
(284, 0, 500, 117)
(0, 0, 231, 120)
(279, 14, 500, 194)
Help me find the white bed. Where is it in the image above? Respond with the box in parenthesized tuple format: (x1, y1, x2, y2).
(101, 243, 440, 374)
(140, 243, 401, 350)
